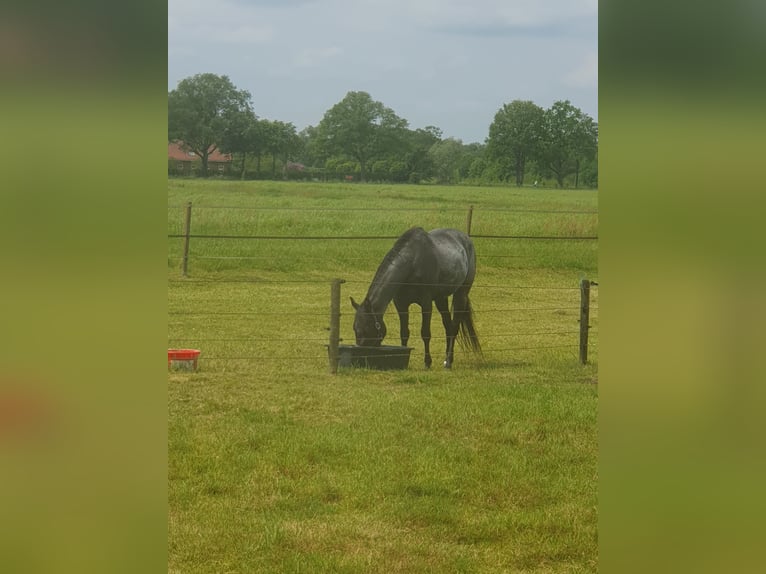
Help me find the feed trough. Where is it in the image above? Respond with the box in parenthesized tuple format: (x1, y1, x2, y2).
(168, 349, 200, 371)
(334, 345, 412, 371)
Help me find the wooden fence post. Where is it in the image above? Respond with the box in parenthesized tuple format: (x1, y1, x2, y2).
(579, 278, 591, 364)
(466, 205, 474, 235)
(182, 201, 192, 277)
(328, 278, 345, 374)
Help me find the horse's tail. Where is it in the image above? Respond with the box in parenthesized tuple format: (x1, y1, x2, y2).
(454, 292, 482, 355)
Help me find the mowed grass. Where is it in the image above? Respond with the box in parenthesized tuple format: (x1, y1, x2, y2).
(168, 180, 598, 573)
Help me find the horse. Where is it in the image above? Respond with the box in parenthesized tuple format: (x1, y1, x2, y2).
(350, 227, 481, 369)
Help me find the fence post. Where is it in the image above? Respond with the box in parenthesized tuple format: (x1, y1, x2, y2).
(466, 205, 474, 235)
(579, 278, 591, 364)
(328, 278, 345, 374)
(182, 201, 192, 277)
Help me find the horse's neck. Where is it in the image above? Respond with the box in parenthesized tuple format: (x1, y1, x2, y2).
(366, 257, 408, 314)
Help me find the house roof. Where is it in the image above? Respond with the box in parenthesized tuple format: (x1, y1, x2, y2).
(168, 141, 232, 162)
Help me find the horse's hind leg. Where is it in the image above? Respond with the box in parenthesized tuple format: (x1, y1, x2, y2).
(434, 296, 455, 368)
(420, 299, 433, 368)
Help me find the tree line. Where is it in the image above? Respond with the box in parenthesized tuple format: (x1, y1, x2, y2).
(168, 73, 598, 188)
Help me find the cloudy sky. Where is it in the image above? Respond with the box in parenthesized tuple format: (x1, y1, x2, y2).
(168, 0, 597, 144)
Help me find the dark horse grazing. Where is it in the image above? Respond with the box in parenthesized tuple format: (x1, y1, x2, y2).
(351, 227, 481, 369)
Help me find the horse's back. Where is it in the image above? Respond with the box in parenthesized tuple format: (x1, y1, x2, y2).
(428, 228, 475, 265)
(428, 228, 473, 250)
(427, 228, 475, 292)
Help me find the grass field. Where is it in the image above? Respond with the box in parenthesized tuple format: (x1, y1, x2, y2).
(168, 180, 598, 573)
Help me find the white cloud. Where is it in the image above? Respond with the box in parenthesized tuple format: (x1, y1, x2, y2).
(358, 0, 596, 33)
(215, 25, 274, 45)
(169, 0, 598, 142)
(564, 51, 598, 88)
(293, 46, 343, 69)
(168, 0, 274, 48)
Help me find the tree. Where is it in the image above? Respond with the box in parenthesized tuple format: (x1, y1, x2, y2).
(402, 126, 441, 183)
(297, 125, 326, 170)
(429, 138, 466, 184)
(168, 73, 252, 177)
(572, 118, 598, 188)
(539, 100, 598, 188)
(263, 120, 301, 178)
(317, 91, 408, 182)
(579, 152, 599, 188)
(219, 109, 262, 180)
(486, 100, 545, 186)
(461, 142, 487, 177)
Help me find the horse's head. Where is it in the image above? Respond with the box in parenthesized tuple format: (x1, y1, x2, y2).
(350, 297, 386, 346)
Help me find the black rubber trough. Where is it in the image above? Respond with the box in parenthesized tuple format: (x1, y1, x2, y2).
(332, 345, 413, 370)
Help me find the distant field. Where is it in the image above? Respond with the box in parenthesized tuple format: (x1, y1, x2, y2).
(168, 180, 598, 573)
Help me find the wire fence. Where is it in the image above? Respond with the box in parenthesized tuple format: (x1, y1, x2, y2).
(169, 234, 598, 240)
(167, 202, 598, 276)
(168, 279, 598, 369)
(167, 203, 598, 370)
(168, 205, 598, 214)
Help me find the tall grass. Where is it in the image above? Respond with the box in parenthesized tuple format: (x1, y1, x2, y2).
(168, 180, 598, 573)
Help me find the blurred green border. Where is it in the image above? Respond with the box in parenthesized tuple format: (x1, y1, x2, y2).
(601, 2, 766, 572)
(1, 4, 167, 574)
(3, 1, 765, 572)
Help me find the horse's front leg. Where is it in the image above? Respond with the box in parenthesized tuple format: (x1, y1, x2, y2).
(394, 299, 410, 347)
(420, 300, 433, 368)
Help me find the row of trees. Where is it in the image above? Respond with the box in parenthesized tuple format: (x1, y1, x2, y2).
(167, 74, 301, 179)
(486, 100, 598, 188)
(168, 73, 598, 187)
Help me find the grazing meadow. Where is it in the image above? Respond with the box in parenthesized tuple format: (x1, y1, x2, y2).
(168, 180, 598, 573)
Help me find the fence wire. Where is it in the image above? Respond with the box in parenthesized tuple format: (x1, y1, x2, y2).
(168, 306, 596, 316)
(168, 205, 597, 215)
(169, 233, 598, 241)
(173, 344, 593, 365)
(167, 205, 598, 368)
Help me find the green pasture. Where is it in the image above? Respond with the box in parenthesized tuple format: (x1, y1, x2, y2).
(168, 180, 598, 573)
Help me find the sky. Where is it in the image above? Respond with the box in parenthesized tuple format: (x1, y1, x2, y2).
(168, 0, 597, 144)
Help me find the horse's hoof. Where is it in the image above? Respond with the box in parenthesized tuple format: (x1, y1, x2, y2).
(443, 361, 452, 369)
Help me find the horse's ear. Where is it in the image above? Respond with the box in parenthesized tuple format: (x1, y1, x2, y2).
(350, 297, 359, 310)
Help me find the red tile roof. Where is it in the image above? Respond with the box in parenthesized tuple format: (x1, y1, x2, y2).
(168, 141, 232, 162)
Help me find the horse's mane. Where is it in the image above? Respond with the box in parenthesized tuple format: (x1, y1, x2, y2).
(368, 227, 425, 289)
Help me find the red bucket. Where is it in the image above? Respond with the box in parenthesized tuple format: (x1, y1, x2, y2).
(168, 349, 200, 371)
